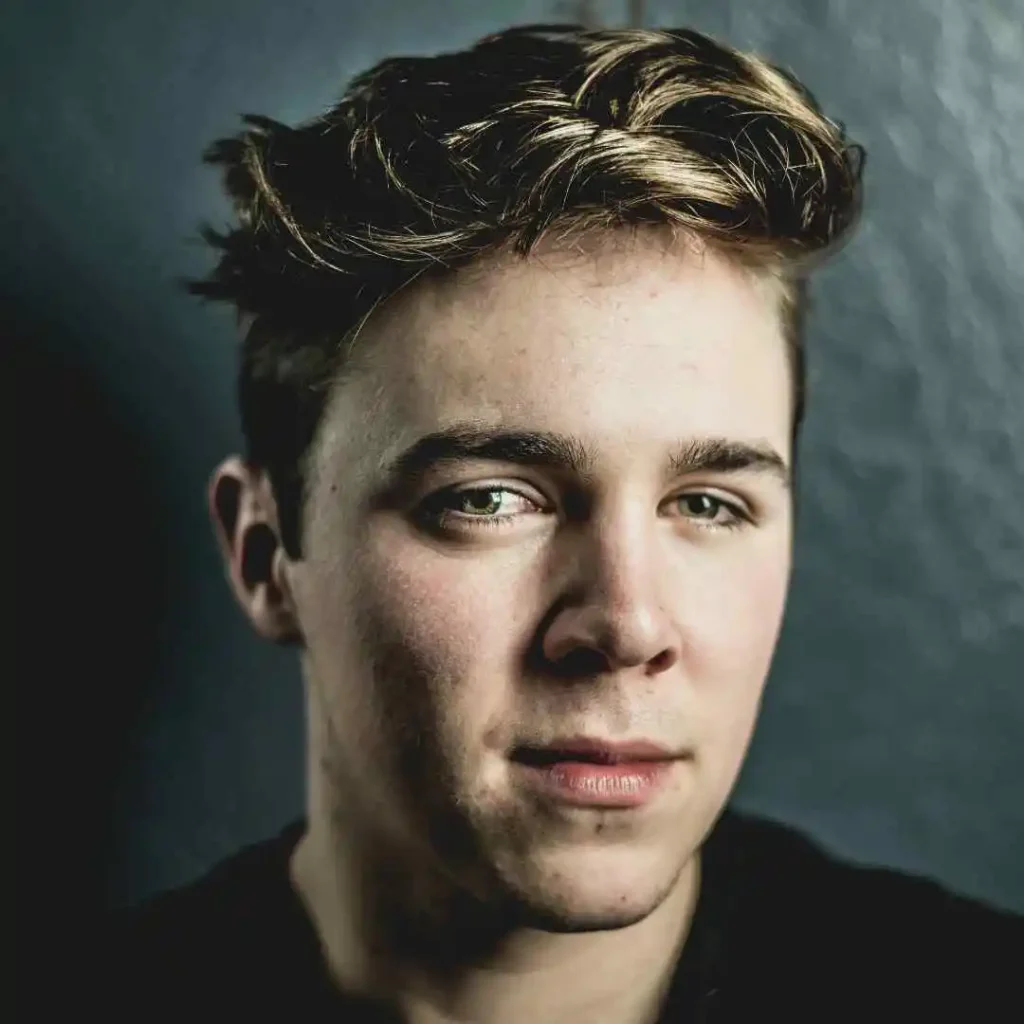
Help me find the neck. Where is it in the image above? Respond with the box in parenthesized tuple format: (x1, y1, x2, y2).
(291, 750, 701, 1024)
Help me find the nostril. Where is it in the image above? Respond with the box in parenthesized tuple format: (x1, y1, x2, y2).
(648, 647, 677, 672)
(549, 646, 610, 680)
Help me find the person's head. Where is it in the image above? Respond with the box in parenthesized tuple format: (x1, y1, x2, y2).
(196, 25, 862, 933)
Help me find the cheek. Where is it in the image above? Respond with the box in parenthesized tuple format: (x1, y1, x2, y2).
(353, 535, 530, 748)
(678, 537, 791, 707)
(662, 539, 790, 803)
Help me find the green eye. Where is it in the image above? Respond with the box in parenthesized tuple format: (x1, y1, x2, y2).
(454, 489, 506, 516)
(675, 493, 747, 531)
(418, 485, 544, 533)
(679, 494, 719, 517)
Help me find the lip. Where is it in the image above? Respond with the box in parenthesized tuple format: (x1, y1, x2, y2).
(512, 736, 681, 765)
(510, 736, 686, 809)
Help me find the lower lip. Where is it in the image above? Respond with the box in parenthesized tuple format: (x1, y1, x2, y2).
(513, 759, 676, 809)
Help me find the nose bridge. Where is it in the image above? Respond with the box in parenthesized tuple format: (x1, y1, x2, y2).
(543, 500, 678, 671)
(586, 504, 660, 612)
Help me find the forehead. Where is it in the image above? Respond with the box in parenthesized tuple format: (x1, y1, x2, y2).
(323, 231, 791, 470)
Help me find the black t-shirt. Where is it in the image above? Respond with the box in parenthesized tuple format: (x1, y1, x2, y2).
(85, 809, 1022, 1021)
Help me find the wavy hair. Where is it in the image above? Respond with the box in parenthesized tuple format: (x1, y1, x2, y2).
(189, 24, 864, 556)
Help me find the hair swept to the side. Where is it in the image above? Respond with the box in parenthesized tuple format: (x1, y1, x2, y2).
(189, 23, 864, 558)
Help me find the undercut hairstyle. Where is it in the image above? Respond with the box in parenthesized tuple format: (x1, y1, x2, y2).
(189, 24, 864, 558)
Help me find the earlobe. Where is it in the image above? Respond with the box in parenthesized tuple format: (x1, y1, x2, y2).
(208, 457, 303, 645)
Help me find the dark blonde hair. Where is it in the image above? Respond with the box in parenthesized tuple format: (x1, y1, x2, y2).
(190, 24, 864, 556)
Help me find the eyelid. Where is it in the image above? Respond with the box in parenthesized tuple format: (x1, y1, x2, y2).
(433, 478, 551, 505)
(430, 482, 751, 513)
(668, 485, 751, 512)
(418, 481, 551, 523)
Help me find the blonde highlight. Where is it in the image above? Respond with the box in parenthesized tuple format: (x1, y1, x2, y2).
(189, 24, 863, 556)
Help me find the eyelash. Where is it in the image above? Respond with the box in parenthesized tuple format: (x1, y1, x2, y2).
(419, 486, 750, 533)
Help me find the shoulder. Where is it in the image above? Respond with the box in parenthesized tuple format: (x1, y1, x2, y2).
(711, 810, 1023, 1018)
(83, 822, 315, 1014)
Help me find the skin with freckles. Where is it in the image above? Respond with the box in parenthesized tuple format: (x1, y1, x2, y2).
(211, 228, 795, 1023)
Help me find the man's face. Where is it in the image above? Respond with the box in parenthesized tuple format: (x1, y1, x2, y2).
(290, 231, 794, 930)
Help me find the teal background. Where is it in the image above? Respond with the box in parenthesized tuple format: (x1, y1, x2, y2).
(7, 0, 1022, 913)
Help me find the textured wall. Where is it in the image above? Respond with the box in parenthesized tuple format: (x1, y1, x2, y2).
(7, 0, 1022, 914)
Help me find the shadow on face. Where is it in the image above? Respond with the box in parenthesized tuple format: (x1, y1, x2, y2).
(217, 230, 796, 931)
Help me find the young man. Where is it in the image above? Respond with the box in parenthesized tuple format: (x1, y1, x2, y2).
(96, 24, 1021, 1022)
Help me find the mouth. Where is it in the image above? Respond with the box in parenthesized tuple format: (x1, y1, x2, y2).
(509, 737, 686, 809)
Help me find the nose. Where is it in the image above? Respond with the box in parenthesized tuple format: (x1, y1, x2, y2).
(541, 515, 681, 676)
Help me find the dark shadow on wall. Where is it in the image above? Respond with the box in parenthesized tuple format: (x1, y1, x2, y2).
(11, 302, 172, 921)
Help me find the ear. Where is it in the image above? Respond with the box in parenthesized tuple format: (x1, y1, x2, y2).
(207, 456, 303, 645)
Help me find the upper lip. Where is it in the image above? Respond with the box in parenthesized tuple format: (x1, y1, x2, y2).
(511, 736, 682, 766)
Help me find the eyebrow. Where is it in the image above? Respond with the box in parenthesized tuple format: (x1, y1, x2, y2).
(381, 423, 790, 489)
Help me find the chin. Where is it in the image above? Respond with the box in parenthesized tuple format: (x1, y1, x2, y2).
(501, 841, 687, 934)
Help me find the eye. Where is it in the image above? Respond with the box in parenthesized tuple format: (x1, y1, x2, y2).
(673, 492, 748, 530)
(418, 485, 545, 531)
